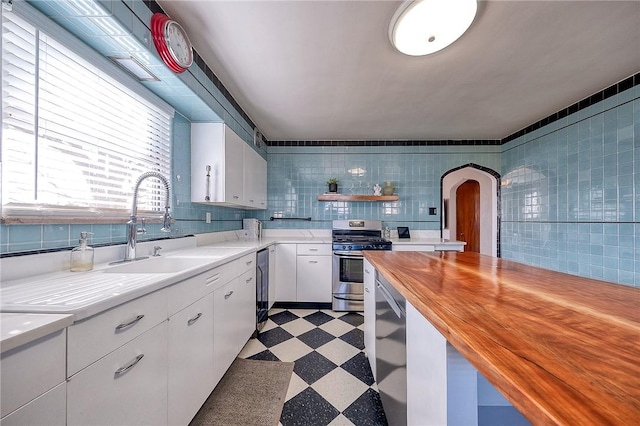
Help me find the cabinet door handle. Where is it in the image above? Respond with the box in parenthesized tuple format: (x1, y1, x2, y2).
(115, 314, 144, 331)
(365, 269, 370, 274)
(246, 260, 253, 265)
(245, 277, 253, 283)
(114, 354, 144, 377)
(233, 195, 239, 199)
(187, 312, 203, 325)
(365, 287, 370, 293)
(309, 260, 318, 264)
(224, 290, 234, 299)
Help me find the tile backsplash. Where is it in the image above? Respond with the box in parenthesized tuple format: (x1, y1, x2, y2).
(501, 87, 639, 286)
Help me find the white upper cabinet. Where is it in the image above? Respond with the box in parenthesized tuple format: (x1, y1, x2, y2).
(191, 123, 267, 209)
(244, 144, 268, 209)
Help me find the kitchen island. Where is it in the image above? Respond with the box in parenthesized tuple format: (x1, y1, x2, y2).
(363, 251, 640, 425)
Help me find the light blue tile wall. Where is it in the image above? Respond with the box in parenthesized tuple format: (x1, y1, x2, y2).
(247, 145, 501, 230)
(501, 87, 639, 287)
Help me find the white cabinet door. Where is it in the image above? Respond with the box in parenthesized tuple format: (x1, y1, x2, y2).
(67, 322, 168, 426)
(0, 383, 66, 426)
(67, 288, 167, 376)
(223, 128, 245, 205)
(191, 123, 244, 206)
(275, 244, 297, 302)
(168, 293, 215, 426)
(296, 255, 332, 303)
(213, 278, 239, 387)
(1, 329, 66, 419)
(363, 259, 376, 380)
(236, 268, 257, 345)
(268, 245, 276, 309)
(243, 146, 267, 210)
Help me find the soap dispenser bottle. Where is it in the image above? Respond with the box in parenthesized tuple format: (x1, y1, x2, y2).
(71, 231, 94, 272)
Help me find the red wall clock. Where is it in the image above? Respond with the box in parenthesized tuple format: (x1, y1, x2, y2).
(150, 13, 193, 74)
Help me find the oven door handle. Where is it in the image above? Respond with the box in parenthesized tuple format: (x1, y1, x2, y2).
(333, 250, 363, 257)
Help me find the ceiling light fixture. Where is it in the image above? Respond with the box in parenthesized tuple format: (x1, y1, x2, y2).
(389, 0, 478, 56)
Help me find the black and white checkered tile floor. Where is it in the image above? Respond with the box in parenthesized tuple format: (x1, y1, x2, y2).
(238, 308, 388, 426)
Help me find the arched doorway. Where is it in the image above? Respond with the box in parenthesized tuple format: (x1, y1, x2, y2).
(441, 164, 500, 257)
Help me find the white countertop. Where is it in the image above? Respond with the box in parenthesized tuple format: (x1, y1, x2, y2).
(0, 231, 462, 351)
(1, 313, 73, 354)
(389, 237, 466, 245)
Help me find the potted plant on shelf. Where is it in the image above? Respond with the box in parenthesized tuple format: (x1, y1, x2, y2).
(326, 178, 339, 193)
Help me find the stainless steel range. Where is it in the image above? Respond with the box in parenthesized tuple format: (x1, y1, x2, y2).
(332, 220, 392, 311)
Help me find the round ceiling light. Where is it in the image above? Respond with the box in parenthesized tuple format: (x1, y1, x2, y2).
(389, 0, 478, 56)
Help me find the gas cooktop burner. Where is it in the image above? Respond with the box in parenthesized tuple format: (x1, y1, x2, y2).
(331, 219, 392, 251)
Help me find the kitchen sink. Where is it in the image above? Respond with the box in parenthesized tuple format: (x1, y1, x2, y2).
(103, 256, 214, 274)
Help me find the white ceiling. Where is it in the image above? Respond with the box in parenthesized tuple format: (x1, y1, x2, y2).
(157, 1, 640, 141)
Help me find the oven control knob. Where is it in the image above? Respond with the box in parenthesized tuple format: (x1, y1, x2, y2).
(348, 245, 352, 250)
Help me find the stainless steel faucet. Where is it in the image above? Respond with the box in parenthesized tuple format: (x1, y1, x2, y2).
(124, 171, 172, 262)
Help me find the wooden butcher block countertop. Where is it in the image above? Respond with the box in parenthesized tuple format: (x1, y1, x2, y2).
(363, 251, 640, 425)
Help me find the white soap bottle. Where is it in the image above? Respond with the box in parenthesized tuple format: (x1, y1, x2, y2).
(70, 231, 94, 272)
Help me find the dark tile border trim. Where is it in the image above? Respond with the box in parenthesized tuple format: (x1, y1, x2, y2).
(268, 140, 501, 147)
(144, 1, 261, 143)
(0, 234, 195, 258)
(501, 72, 640, 144)
(144, 3, 639, 148)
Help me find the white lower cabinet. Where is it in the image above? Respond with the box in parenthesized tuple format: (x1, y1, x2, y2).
(212, 268, 256, 387)
(296, 254, 332, 302)
(275, 244, 297, 302)
(275, 243, 332, 303)
(168, 293, 215, 426)
(67, 322, 168, 426)
(363, 258, 376, 380)
(0, 329, 66, 426)
(0, 383, 66, 426)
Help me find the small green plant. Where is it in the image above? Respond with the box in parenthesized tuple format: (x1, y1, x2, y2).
(326, 178, 339, 185)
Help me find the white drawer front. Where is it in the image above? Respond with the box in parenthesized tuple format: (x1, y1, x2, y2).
(67, 288, 167, 376)
(0, 330, 66, 418)
(236, 252, 256, 274)
(67, 322, 168, 426)
(297, 244, 332, 256)
(167, 265, 232, 315)
(0, 383, 66, 426)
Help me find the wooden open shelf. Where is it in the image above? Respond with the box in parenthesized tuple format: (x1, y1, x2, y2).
(317, 194, 399, 202)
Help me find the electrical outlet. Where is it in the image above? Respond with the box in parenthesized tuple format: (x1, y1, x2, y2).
(205, 212, 211, 223)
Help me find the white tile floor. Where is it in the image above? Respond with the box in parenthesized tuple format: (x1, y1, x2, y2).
(238, 308, 388, 426)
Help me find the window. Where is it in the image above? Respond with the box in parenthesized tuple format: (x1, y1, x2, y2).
(1, 10, 173, 221)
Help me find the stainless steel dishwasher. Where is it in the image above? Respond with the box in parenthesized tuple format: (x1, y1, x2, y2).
(375, 272, 407, 426)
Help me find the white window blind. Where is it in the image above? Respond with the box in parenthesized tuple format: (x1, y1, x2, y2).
(1, 11, 173, 220)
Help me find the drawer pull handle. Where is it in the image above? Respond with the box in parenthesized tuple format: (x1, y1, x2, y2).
(246, 260, 253, 265)
(309, 260, 318, 264)
(114, 354, 144, 376)
(365, 287, 370, 293)
(233, 195, 239, 199)
(115, 314, 144, 331)
(224, 290, 234, 299)
(245, 277, 253, 283)
(187, 312, 203, 325)
(309, 248, 318, 251)
(365, 269, 370, 274)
